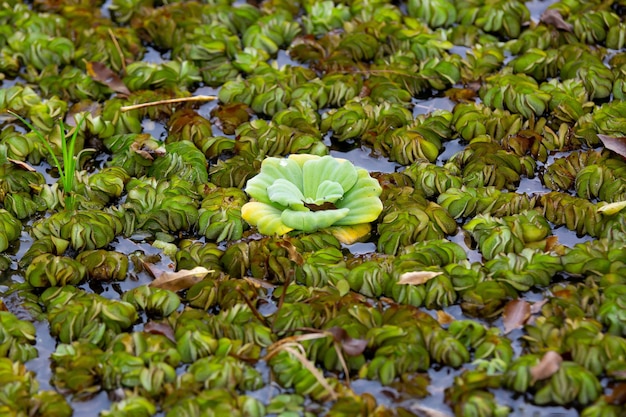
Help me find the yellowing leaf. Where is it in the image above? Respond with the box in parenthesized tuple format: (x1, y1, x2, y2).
(328, 223, 371, 244)
(398, 271, 443, 285)
(530, 351, 562, 384)
(148, 266, 211, 291)
(598, 200, 626, 215)
(503, 299, 531, 334)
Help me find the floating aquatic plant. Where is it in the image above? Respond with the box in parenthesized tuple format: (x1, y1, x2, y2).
(241, 154, 383, 243)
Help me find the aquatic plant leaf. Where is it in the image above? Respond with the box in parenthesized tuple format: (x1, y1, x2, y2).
(327, 223, 372, 245)
(241, 202, 294, 235)
(530, 351, 562, 384)
(598, 201, 626, 215)
(397, 271, 443, 285)
(148, 266, 211, 292)
(267, 179, 306, 209)
(281, 208, 350, 233)
(301, 156, 358, 201)
(502, 299, 530, 334)
(242, 155, 382, 238)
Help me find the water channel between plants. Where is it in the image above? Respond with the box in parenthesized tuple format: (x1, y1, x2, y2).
(2, 0, 626, 416)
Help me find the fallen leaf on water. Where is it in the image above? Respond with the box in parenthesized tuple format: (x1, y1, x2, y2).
(143, 320, 176, 342)
(606, 383, 626, 405)
(327, 327, 368, 356)
(598, 134, 626, 159)
(530, 299, 548, 315)
(408, 404, 454, 417)
(503, 299, 531, 334)
(85, 61, 130, 96)
(540, 9, 573, 32)
(243, 276, 275, 289)
(436, 310, 455, 325)
(8, 158, 36, 172)
(148, 266, 211, 291)
(398, 271, 443, 285)
(530, 351, 562, 384)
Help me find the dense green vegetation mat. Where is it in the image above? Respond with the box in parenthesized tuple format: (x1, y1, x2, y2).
(2, 0, 626, 415)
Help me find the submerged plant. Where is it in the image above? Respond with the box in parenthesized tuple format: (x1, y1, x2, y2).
(241, 154, 383, 243)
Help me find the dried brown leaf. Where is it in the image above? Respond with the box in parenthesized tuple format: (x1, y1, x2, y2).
(8, 158, 36, 172)
(275, 239, 304, 265)
(540, 9, 573, 32)
(130, 141, 165, 160)
(530, 299, 548, 315)
(606, 383, 626, 405)
(544, 235, 559, 252)
(243, 276, 275, 289)
(445, 87, 477, 103)
(398, 271, 443, 285)
(327, 327, 368, 356)
(409, 404, 454, 417)
(436, 310, 455, 325)
(143, 320, 176, 343)
(530, 351, 562, 384)
(148, 266, 211, 291)
(503, 299, 531, 334)
(598, 134, 626, 159)
(85, 61, 130, 96)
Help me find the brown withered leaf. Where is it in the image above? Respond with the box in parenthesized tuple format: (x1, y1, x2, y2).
(143, 320, 176, 343)
(327, 327, 368, 356)
(243, 276, 275, 289)
(85, 61, 130, 96)
(8, 158, 36, 172)
(398, 271, 443, 285)
(540, 9, 573, 32)
(606, 383, 626, 405)
(598, 134, 626, 159)
(544, 235, 559, 252)
(130, 141, 165, 160)
(530, 351, 563, 384)
(503, 299, 531, 334)
(275, 239, 304, 265)
(408, 404, 454, 417)
(530, 299, 548, 315)
(148, 266, 211, 291)
(210, 102, 252, 135)
(436, 310, 455, 325)
(445, 87, 477, 103)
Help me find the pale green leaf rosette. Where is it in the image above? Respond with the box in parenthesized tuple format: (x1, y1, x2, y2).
(242, 155, 383, 242)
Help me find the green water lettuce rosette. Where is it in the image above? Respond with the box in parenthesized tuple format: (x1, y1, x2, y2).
(242, 154, 383, 243)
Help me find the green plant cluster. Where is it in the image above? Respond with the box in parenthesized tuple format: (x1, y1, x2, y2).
(2, 0, 626, 416)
